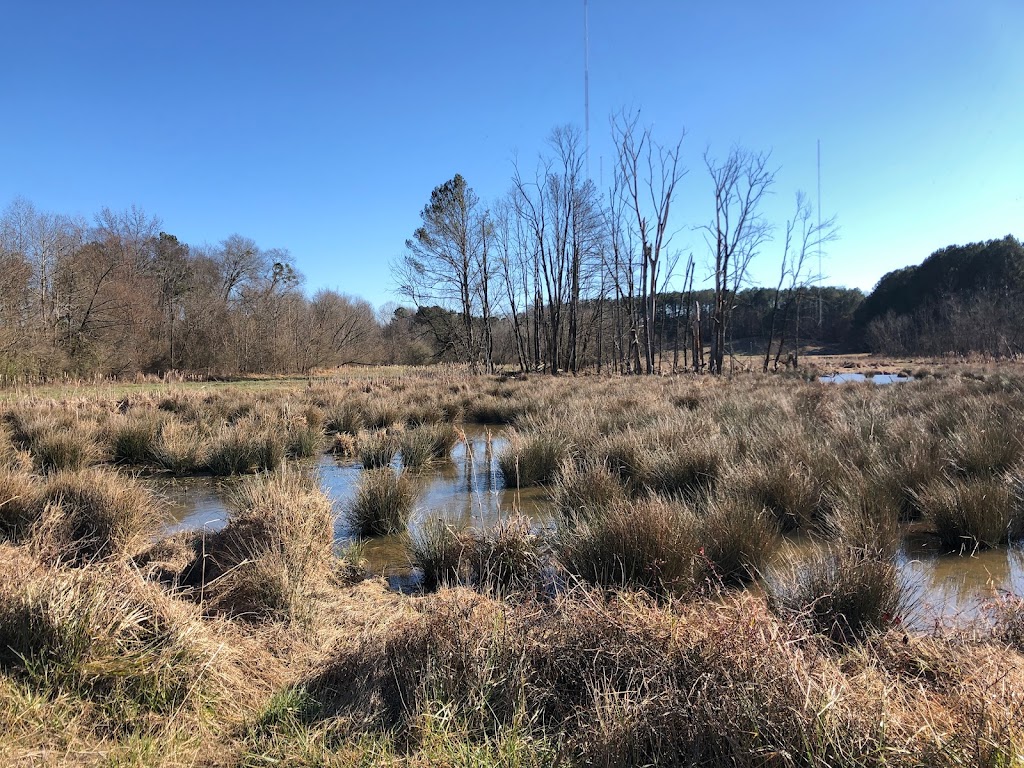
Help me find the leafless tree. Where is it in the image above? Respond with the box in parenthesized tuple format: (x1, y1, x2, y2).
(763, 192, 839, 372)
(612, 110, 686, 374)
(704, 147, 775, 374)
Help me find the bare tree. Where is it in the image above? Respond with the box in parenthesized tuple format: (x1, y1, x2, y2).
(763, 192, 839, 372)
(704, 147, 775, 375)
(612, 110, 686, 374)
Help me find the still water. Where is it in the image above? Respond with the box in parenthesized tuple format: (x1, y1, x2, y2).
(153, 426, 1022, 625)
(819, 372, 915, 384)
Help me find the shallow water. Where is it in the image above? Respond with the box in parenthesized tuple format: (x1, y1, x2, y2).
(819, 372, 914, 384)
(152, 426, 1023, 624)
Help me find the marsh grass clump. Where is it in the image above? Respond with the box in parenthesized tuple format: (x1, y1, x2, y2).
(30, 427, 99, 473)
(397, 426, 435, 469)
(285, 421, 324, 459)
(0, 551, 233, 727)
(466, 514, 544, 596)
(992, 596, 1024, 652)
(498, 429, 570, 487)
(598, 431, 648, 487)
(153, 419, 207, 475)
(551, 459, 625, 518)
(946, 417, 1024, 478)
(346, 468, 415, 536)
(700, 494, 780, 586)
(0, 467, 41, 538)
(915, 474, 1017, 551)
(733, 459, 831, 534)
(326, 401, 365, 436)
(556, 498, 701, 598)
(767, 548, 912, 644)
(183, 468, 335, 621)
(207, 421, 285, 476)
(828, 485, 902, 558)
(642, 440, 722, 500)
(410, 518, 468, 591)
(37, 469, 156, 563)
(109, 411, 162, 465)
(359, 429, 398, 469)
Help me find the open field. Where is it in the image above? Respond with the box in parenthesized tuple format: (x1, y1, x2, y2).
(1, 365, 1024, 766)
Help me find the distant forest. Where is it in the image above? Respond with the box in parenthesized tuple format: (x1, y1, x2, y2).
(1, 185, 1020, 379)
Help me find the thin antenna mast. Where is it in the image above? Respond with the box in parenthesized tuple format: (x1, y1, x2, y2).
(817, 139, 822, 327)
(584, 0, 590, 178)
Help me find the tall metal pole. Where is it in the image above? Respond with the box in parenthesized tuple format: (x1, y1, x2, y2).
(584, 0, 590, 179)
(817, 139, 822, 327)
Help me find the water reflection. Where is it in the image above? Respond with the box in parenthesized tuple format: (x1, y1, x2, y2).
(900, 547, 1024, 629)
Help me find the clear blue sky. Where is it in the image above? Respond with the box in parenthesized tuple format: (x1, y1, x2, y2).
(2, 1, 1021, 308)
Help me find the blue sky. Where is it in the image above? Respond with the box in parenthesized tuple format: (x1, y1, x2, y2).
(2, 1, 1021, 308)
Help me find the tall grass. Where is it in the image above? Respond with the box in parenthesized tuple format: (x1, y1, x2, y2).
(498, 429, 570, 487)
(345, 468, 415, 536)
(410, 518, 468, 591)
(183, 468, 335, 621)
(550, 459, 625, 518)
(767, 547, 912, 644)
(556, 498, 702, 598)
(0, 552, 237, 728)
(35, 469, 156, 563)
(0, 467, 40, 538)
(358, 429, 398, 469)
(915, 475, 1018, 551)
(699, 493, 780, 586)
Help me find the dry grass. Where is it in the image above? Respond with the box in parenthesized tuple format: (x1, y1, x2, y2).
(345, 467, 416, 536)
(179, 467, 336, 622)
(1, 367, 1024, 765)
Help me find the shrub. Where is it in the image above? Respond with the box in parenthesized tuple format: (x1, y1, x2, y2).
(345, 468, 415, 536)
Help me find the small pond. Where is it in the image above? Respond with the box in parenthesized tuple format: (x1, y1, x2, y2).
(819, 372, 915, 384)
(151, 425, 1023, 626)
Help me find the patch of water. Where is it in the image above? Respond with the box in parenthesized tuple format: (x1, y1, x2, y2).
(819, 372, 914, 384)
(152, 426, 1023, 626)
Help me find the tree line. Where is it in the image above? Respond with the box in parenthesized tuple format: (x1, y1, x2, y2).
(0, 198, 382, 378)
(854, 235, 1024, 357)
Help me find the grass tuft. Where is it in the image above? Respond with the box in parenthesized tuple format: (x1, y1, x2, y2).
(767, 547, 912, 644)
(345, 468, 415, 536)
